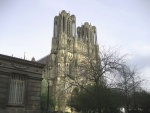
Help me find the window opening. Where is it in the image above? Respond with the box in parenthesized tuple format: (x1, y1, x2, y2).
(8, 74, 25, 105)
(63, 16, 65, 32)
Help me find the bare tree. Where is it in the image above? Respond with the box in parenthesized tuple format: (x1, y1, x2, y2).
(113, 64, 142, 113)
(65, 47, 126, 87)
(62, 46, 127, 113)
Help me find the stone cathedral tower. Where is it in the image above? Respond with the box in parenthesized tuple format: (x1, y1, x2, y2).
(39, 10, 100, 112)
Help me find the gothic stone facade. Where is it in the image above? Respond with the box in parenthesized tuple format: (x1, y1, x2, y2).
(38, 10, 100, 112)
(0, 54, 45, 113)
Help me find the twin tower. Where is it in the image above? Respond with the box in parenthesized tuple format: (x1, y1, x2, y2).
(42, 10, 100, 112)
(50, 10, 99, 66)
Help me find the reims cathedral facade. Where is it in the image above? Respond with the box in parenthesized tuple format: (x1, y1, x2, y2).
(38, 10, 100, 112)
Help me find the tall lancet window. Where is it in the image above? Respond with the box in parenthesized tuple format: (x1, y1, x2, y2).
(86, 28, 88, 41)
(77, 28, 80, 38)
(94, 31, 97, 44)
(55, 22, 57, 37)
(67, 19, 70, 35)
(72, 22, 75, 37)
(63, 16, 65, 32)
(90, 31, 92, 42)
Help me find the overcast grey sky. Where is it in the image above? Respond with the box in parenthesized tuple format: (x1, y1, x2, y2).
(0, 0, 150, 89)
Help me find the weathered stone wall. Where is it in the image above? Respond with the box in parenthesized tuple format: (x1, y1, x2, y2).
(0, 73, 9, 109)
(0, 54, 45, 113)
(26, 79, 41, 111)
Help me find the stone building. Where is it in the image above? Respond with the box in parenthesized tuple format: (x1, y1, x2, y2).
(38, 10, 100, 112)
(0, 54, 45, 113)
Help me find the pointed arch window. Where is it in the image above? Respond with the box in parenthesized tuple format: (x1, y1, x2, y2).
(82, 28, 84, 37)
(86, 28, 88, 41)
(94, 31, 97, 44)
(63, 16, 65, 32)
(55, 22, 57, 37)
(72, 22, 75, 37)
(67, 19, 70, 35)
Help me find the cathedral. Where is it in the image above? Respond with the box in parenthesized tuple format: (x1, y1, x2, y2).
(38, 10, 100, 112)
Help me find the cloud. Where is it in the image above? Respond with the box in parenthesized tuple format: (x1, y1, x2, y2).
(129, 41, 150, 67)
(134, 42, 150, 56)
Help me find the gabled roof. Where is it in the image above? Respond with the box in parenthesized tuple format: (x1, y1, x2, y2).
(37, 54, 50, 65)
